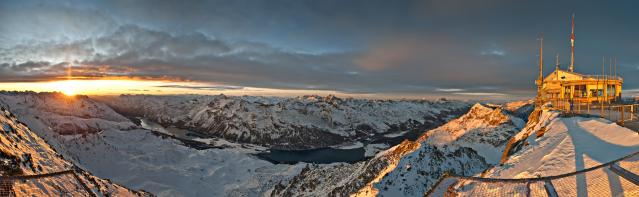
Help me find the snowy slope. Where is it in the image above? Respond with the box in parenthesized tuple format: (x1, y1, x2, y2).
(96, 94, 469, 149)
(54, 128, 305, 197)
(488, 110, 639, 178)
(445, 109, 639, 196)
(0, 105, 148, 196)
(273, 103, 524, 196)
(0, 92, 135, 136)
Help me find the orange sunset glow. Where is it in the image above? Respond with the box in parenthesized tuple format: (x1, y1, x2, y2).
(0, 78, 372, 98)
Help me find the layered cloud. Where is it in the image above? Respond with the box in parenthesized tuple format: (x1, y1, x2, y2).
(0, 25, 525, 96)
(1, 0, 639, 99)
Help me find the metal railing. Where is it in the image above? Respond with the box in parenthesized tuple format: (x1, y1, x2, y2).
(582, 75, 623, 81)
(547, 99, 639, 126)
(426, 151, 639, 196)
(0, 170, 97, 197)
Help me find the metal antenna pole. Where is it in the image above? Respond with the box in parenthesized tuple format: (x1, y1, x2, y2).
(609, 58, 612, 104)
(601, 57, 605, 117)
(569, 14, 576, 72)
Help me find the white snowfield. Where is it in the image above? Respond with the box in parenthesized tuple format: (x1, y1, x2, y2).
(446, 109, 639, 196)
(490, 110, 639, 178)
(56, 129, 304, 197)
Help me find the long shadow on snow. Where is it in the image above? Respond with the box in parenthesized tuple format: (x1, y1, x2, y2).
(562, 118, 639, 197)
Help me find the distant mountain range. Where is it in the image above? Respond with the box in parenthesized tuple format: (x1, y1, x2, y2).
(95, 94, 471, 150)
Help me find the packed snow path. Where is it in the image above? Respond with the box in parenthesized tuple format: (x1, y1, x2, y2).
(429, 110, 639, 196)
(428, 151, 639, 196)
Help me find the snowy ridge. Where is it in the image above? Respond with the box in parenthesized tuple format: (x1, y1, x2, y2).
(488, 110, 639, 178)
(0, 92, 135, 135)
(0, 106, 149, 196)
(272, 103, 524, 196)
(96, 94, 470, 149)
(423, 103, 525, 163)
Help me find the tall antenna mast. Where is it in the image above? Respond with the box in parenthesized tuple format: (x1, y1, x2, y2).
(537, 36, 544, 105)
(555, 53, 560, 70)
(609, 57, 612, 82)
(569, 14, 576, 72)
(539, 36, 544, 84)
(603, 57, 606, 102)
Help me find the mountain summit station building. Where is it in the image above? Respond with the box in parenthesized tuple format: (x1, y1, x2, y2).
(535, 14, 623, 104)
(540, 69, 622, 103)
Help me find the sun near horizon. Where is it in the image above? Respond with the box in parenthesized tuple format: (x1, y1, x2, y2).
(60, 81, 77, 96)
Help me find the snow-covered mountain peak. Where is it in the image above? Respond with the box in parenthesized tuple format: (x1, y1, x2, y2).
(454, 103, 509, 125)
(423, 103, 520, 149)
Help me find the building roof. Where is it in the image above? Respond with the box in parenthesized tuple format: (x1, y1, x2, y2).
(544, 69, 584, 82)
(544, 68, 623, 83)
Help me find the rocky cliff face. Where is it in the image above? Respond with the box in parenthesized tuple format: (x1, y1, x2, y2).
(96, 94, 470, 149)
(271, 103, 525, 196)
(0, 105, 149, 196)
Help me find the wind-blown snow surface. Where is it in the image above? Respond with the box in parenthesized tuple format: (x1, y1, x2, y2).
(273, 103, 525, 196)
(0, 106, 148, 196)
(487, 110, 639, 178)
(95, 94, 469, 149)
(448, 110, 639, 196)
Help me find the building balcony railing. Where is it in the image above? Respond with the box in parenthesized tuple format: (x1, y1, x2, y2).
(582, 75, 623, 81)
